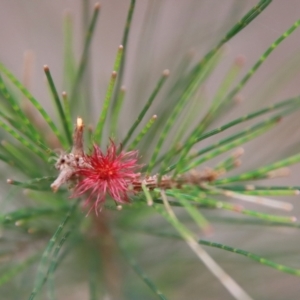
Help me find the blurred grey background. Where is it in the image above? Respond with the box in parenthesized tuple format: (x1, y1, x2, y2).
(1, 1, 300, 299)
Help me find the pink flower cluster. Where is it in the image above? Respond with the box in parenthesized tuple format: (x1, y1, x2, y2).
(72, 142, 140, 211)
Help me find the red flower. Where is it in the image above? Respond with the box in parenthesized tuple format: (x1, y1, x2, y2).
(72, 141, 140, 212)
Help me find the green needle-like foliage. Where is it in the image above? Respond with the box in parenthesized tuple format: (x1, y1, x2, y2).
(1, 1, 300, 300)
(44, 66, 72, 146)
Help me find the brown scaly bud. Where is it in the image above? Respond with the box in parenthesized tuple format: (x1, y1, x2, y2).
(51, 117, 86, 192)
(130, 168, 222, 193)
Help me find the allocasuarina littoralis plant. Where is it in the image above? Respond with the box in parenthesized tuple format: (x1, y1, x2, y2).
(1, 1, 300, 299)
(52, 117, 222, 215)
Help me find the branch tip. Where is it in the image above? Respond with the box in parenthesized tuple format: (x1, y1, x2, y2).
(163, 69, 170, 77)
(77, 117, 83, 129)
(94, 3, 101, 10)
(50, 183, 58, 192)
(291, 216, 297, 222)
(233, 147, 244, 157)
